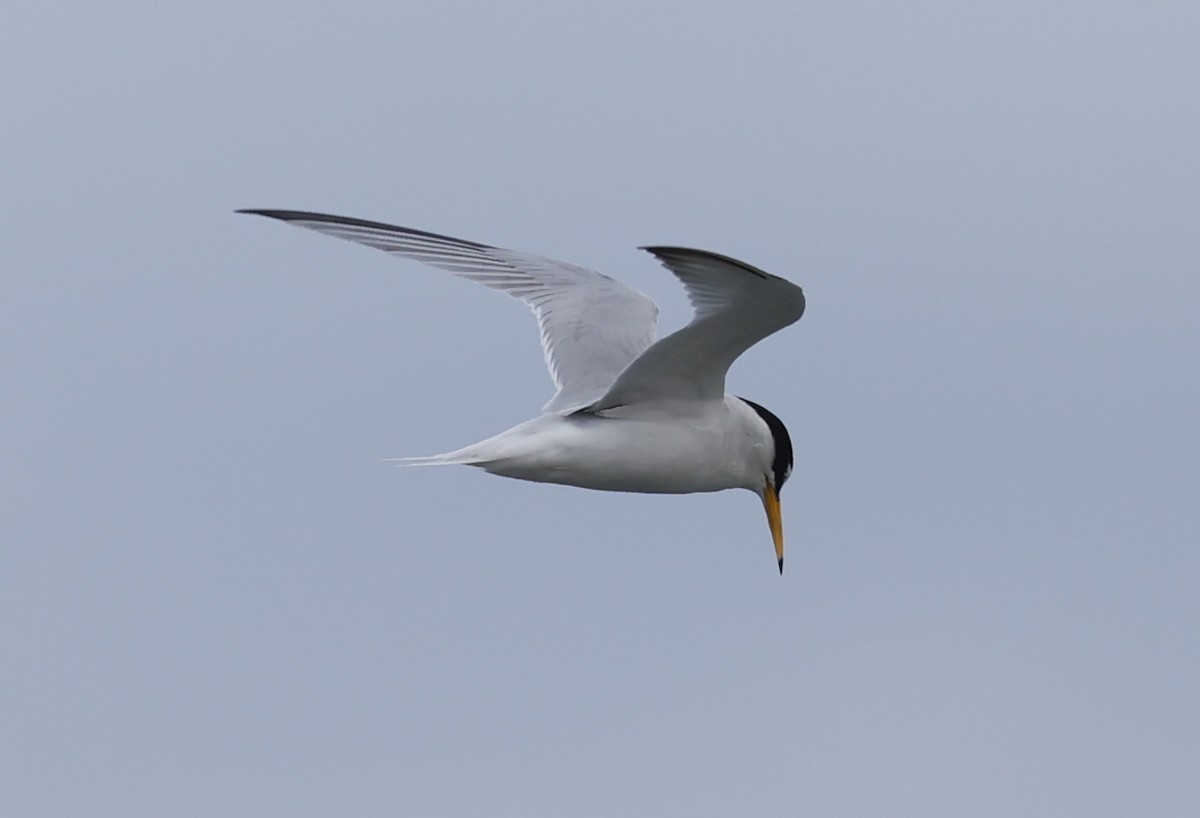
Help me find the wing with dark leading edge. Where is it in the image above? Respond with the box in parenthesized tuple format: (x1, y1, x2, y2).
(589, 246, 805, 410)
(238, 209, 660, 413)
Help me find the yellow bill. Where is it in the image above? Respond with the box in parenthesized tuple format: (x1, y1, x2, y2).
(761, 485, 784, 574)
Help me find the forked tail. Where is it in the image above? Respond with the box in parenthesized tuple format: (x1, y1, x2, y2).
(383, 447, 489, 468)
(384, 455, 460, 467)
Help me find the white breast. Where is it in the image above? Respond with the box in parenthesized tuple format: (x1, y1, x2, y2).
(457, 396, 774, 495)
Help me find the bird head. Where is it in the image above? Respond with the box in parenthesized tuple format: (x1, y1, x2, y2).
(739, 398, 794, 574)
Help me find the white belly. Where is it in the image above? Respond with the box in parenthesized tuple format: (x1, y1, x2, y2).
(453, 400, 769, 495)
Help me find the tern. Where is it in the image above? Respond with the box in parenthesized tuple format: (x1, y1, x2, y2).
(239, 210, 806, 572)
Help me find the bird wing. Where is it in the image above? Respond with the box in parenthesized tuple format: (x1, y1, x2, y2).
(588, 247, 805, 410)
(239, 210, 660, 413)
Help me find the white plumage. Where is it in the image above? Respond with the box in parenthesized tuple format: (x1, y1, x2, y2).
(240, 209, 806, 572)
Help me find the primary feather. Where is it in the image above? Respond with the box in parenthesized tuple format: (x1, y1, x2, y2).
(237, 209, 659, 412)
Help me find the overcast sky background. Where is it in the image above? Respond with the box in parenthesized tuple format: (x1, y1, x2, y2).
(3, 2, 1198, 816)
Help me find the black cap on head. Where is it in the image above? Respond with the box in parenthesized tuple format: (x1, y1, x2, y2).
(738, 398, 793, 491)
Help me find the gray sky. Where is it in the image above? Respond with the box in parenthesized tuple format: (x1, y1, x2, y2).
(4, 2, 1198, 816)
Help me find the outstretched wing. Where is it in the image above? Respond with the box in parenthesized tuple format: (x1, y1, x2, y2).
(239, 210, 660, 413)
(589, 247, 805, 410)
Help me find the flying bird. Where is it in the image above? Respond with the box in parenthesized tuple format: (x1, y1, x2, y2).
(239, 209, 805, 572)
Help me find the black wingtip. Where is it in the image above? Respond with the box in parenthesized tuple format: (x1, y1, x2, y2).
(778, 556, 784, 575)
(236, 208, 304, 220)
(639, 246, 772, 280)
(235, 209, 497, 249)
